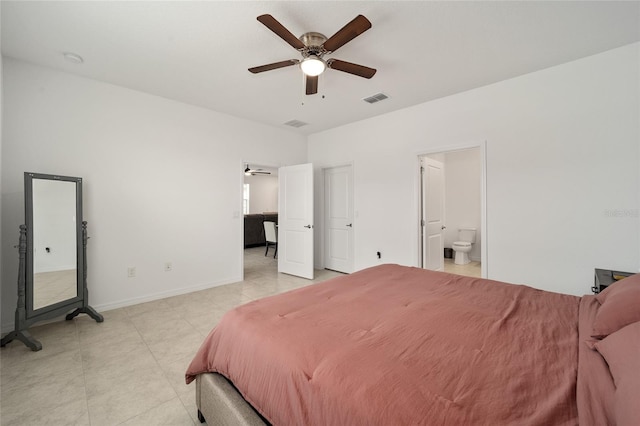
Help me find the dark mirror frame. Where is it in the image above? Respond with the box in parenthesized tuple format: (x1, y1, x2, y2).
(25, 172, 84, 317)
(1, 172, 103, 351)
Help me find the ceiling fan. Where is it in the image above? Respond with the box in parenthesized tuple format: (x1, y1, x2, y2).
(244, 164, 271, 176)
(249, 14, 376, 95)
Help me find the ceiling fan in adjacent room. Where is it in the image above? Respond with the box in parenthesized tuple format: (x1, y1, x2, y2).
(244, 164, 271, 176)
(248, 14, 376, 95)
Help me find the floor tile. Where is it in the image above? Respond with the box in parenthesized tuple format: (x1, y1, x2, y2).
(1, 398, 90, 426)
(77, 316, 143, 349)
(132, 314, 193, 344)
(178, 388, 202, 425)
(145, 329, 205, 365)
(443, 258, 482, 277)
(85, 366, 176, 426)
(80, 340, 157, 379)
(1, 320, 79, 363)
(1, 369, 87, 425)
(119, 397, 196, 425)
(182, 306, 228, 337)
(158, 353, 196, 397)
(1, 347, 83, 391)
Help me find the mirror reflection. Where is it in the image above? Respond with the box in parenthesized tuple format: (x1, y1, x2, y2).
(32, 179, 78, 310)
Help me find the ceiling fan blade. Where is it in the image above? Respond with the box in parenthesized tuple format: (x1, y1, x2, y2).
(257, 14, 305, 50)
(306, 75, 318, 95)
(249, 60, 298, 74)
(323, 15, 372, 53)
(328, 59, 376, 79)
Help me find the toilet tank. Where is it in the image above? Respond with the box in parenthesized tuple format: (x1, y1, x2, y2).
(458, 228, 476, 243)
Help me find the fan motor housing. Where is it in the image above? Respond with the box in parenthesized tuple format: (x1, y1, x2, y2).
(299, 32, 327, 50)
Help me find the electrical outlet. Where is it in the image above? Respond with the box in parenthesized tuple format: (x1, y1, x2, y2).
(164, 262, 172, 272)
(127, 267, 136, 278)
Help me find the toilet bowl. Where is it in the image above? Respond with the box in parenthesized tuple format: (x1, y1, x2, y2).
(452, 242, 472, 265)
(452, 228, 476, 265)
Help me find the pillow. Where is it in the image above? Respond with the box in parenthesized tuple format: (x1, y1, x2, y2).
(592, 273, 640, 338)
(595, 272, 640, 304)
(594, 322, 640, 426)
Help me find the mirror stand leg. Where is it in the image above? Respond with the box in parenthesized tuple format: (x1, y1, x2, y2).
(66, 306, 104, 322)
(66, 222, 104, 324)
(0, 330, 42, 351)
(1, 225, 42, 351)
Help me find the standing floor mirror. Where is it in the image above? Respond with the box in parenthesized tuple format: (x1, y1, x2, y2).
(1, 172, 103, 351)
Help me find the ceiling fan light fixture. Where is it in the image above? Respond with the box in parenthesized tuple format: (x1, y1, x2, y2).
(300, 56, 326, 77)
(250, 15, 375, 95)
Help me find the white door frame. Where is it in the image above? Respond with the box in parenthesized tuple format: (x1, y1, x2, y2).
(416, 141, 488, 279)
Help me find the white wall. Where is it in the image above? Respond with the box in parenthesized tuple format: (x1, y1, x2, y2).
(309, 43, 640, 296)
(244, 174, 278, 214)
(1, 58, 306, 330)
(440, 149, 482, 262)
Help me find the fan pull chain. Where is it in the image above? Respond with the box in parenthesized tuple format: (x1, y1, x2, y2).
(301, 72, 306, 106)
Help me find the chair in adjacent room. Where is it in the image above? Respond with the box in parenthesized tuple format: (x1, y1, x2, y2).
(263, 221, 278, 258)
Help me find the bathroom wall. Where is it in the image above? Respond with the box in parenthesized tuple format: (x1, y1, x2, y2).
(443, 149, 482, 261)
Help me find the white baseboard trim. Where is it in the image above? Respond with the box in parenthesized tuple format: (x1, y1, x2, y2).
(94, 276, 241, 313)
(1, 276, 241, 334)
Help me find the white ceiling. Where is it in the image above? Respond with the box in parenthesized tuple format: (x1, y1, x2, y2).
(2, 1, 639, 136)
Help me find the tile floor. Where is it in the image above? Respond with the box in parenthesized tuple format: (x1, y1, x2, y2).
(443, 258, 482, 278)
(0, 248, 479, 425)
(0, 247, 341, 426)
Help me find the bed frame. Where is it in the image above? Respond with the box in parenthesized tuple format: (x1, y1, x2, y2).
(196, 373, 268, 426)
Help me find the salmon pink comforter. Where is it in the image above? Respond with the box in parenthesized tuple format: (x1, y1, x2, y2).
(186, 264, 580, 425)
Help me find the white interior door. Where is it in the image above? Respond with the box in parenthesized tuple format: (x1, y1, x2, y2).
(324, 165, 354, 273)
(278, 163, 314, 279)
(422, 157, 445, 271)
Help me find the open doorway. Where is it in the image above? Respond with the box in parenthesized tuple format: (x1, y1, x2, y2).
(242, 163, 279, 281)
(419, 143, 487, 279)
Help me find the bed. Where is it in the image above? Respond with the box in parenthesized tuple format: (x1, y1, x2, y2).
(186, 264, 640, 425)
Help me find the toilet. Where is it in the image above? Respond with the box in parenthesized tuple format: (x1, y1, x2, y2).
(452, 228, 476, 265)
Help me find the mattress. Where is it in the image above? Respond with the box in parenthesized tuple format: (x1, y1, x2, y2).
(187, 264, 581, 425)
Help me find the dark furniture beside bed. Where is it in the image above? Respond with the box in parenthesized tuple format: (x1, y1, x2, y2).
(593, 268, 633, 293)
(244, 213, 278, 248)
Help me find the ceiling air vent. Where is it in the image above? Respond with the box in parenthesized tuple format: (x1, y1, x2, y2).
(284, 119, 309, 128)
(362, 92, 389, 104)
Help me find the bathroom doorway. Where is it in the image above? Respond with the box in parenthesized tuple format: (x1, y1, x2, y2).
(418, 143, 487, 279)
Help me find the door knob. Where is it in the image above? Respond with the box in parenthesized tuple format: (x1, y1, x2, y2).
(304, 224, 313, 229)
(346, 224, 353, 227)
(441, 226, 447, 230)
